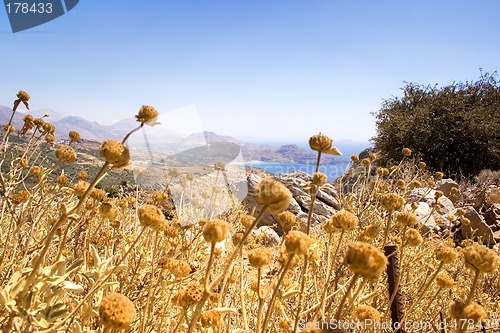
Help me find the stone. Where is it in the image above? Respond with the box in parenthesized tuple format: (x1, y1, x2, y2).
(253, 226, 280, 247)
(461, 206, 496, 245)
(407, 188, 455, 215)
(406, 201, 438, 234)
(484, 203, 500, 231)
(435, 179, 460, 203)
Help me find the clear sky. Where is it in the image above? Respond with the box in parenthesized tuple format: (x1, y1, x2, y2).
(1, 1, 499, 142)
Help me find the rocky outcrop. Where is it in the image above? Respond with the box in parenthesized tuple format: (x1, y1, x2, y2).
(243, 171, 340, 232)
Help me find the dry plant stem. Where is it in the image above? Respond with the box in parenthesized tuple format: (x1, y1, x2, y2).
(465, 268, 480, 305)
(260, 253, 296, 333)
(422, 287, 443, 318)
(292, 255, 309, 333)
(187, 208, 268, 333)
(142, 231, 160, 333)
(334, 272, 360, 320)
(256, 267, 264, 332)
(205, 243, 217, 291)
(239, 248, 250, 333)
(43, 227, 147, 333)
(382, 210, 394, 249)
(399, 261, 444, 326)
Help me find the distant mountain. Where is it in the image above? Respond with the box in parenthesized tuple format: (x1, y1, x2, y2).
(53, 116, 112, 141)
(240, 143, 340, 164)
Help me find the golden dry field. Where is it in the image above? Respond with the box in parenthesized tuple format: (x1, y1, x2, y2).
(1, 91, 499, 333)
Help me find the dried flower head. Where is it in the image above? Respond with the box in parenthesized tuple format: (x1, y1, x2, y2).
(99, 292, 136, 330)
(450, 300, 487, 324)
(254, 178, 292, 213)
(100, 202, 119, 219)
(136, 105, 159, 124)
(405, 228, 423, 246)
(285, 230, 311, 256)
(323, 210, 359, 233)
(201, 309, 222, 328)
(203, 219, 230, 243)
(100, 139, 130, 168)
(45, 134, 55, 145)
(380, 193, 405, 212)
(361, 158, 371, 169)
(55, 144, 76, 163)
(4, 124, 15, 135)
(55, 173, 70, 186)
(368, 153, 377, 161)
(436, 272, 455, 289)
(240, 215, 255, 229)
(395, 211, 417, 227)
(167, 260, 191, 279)
(186, 282, 204, 302)
(418, 161, 426, 170)
(312, 172, 327, 187)
(435, 190, 444, 199)
(69, 131, 81, 143)
(72, 180, 90, 198)
(278, 211, 296, 234)
(463, 244, 499, 273)
(248, 248, 272, 268)
(357, 304, 381, 323)
(29, 165, 43, 178)
(309, 133, 333, 153)
(351, 154, 359, 162)
(435, 172, 444, 181)
(434, 245, 458, 264)
(343, 242, 388, 279)
(402, 148, 412, 157)
(137, 204, 167, 232)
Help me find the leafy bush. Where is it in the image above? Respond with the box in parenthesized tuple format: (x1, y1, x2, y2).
(372, 71, 500, 178)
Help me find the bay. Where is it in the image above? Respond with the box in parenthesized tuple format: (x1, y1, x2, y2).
(244, 161, 350, 181)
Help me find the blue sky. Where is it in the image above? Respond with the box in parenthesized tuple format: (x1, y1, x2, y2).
(1, 1, 499, 142)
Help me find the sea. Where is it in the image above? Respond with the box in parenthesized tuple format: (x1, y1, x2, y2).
(244, 161, 350, 182)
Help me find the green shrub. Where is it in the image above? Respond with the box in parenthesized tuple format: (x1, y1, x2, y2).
(372, 71, 500, 178)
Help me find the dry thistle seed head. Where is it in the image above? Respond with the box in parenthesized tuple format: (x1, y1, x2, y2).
(17, 90, 30, 102)
(100, 202, 119, 219)
(450, 187, 460, 196)
(240, 215, 255, 229)
(361, 158, 371, 169)
(201, 310, 222, 328)
(397, 179, 406, 190)
(69, 130, 80, 143)
(312, 172, 327, 187)
(309, 133, 333, 152)
(376, 167, 390, 177)
(167, 259, 191, 279)
(351, 154, 360, 162)
(55, 144, 76, 163)
(358, 225, 380, 242)
(214, 162, 225, 171)
(137, 204, 167, 232)
(436, 272, 455, 289)
(456, 208, 466, 216)
(368, 153, 377, 161)
(323, 210, 359, 233)
(395, 211, 417, 227)
(4, 124, 15, 135)
(434, 245, 459, 264)
(186, 282, 204, 303)
(55, 173, 70, 186)
(409, 180, 422, 189)
(402, 147, 412, 157)
(380, 193, 405, 212)
(90, 188, 106, 201)
(45, 134, 55, 145)
(435, 171, 444, 181)
(463, 244, 499, 273)
(151, 190, 168, 203)
(77, 170, 88, 180)
(356, 304, 381, 322)
(29, 165, 43, 178)
(42, 122, 55, 134)
(248, 248, 272, 268)
(278, 211, 296, 234)
(164, 225, 179, 238)
(203, 219, 230, 243)
(343, 242, 388, 279)
(72, 180, 90, 198)
(99, 292, 136, 331)
(450, 300, 487, 324)
(254, 178, 292, 213)
(435, 190, 444, 199)
(168, 167, 180, 178)
(10, 190, 30, 205)
(462, 217, 471, 226)
(284, 230, 311, 255)
(404, 228, 423, 246)
(418, 161, 426, 170)
(100, 139, 130, 168)
(135, 105, 158, 124)
(33, 117, 44, 127)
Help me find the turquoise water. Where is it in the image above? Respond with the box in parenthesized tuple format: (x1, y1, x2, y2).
(244, 162, 350, 181)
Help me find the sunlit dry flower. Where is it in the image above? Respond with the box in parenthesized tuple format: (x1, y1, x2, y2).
(380, 193, 405, 212)
(167, 260, 191, 279)
(17, 90, 30, 102)
(69, 131, 81, 142)
(463, 244, 499, 273)
(278, 211, 296, 234)
(248, 248, 272, 268)
(368, 153, 377, 161)
(201, 309, 222, 328)
(135, 105, 159, 124)
(402, 148, 412, 157)
(99, 292, 136, 331)
(10, 190, 30, 205)
(42, 122, 55, 135)
(405, 228, 423, 246)
(395, 211, 417, 227)
(100, 202, 119, 219)
(436, 272, 455, 289)
(55, 173, 70, 186)
(451, 300, 487, 324)
(351, 154, 359, 162)
(418, 162, 426, 170)
(285, 230, 311, 256)
(343, 242, 388, 279)
(435, 172, 444, 181)
(138, 204, 167, 232)
(254, 178, 292, 213)
(203, 219, 230, 243)
(45, 134, 55, 145)
(357, 304, 381, 323)
(4, 124, 14, 135)
(55, 144, 76, 163)
(309, 133, 333, 152)
(435, 245, 458, 264)
(240, 215, 255, 229)
(100, 139, 130, 167)
(361, 158, 371, 169)
(312, 172, 327, 187)
(323, 210, 359, 233)
(186, 282, 204, 302)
